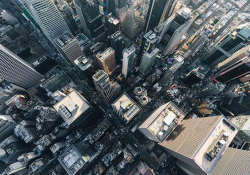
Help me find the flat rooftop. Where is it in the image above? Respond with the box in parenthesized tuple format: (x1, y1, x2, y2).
(238, 27, 250, 39)
(74, 56, 91, 71)
(112, 93, 141, 123)
(53, 89, 92, 126)
(140, 102, 186, 142)
(54, 32, 74, 48)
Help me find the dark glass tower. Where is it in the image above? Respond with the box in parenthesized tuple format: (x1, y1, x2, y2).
(111, 31, 130, 64)
(145, 0, 168, 32)
(74, 0, 106, 42)
(61, 4, 79, 36)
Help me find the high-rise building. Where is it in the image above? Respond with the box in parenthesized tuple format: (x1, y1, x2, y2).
(158, 8, 193, 55)
(54, 32, 84, 64)
(96, 47, 116, 75)
(2, 162, 26, 175)
(53, 89, 94, 127)
(140, 48, 159, 74)
(159, 116, 238, 175)
(159, 0, 179, 25)
(93, 70, 121, 104)
(189, 0, 204, 9)
(214, 45, 250, 84)
(0, 45, 43, 89)
(202, 26, 250, 69)
(76, 33, 94, 55)
(60, 3, 79, 36)
(210, 147, 250, 175)
(111, 31, 130, 64)
(74, 0, 106, 42)
(19, 0, 72, 47)
(123, 7, 147, 39)
(122, 46, 136, 79)
(106, 14, 120, 36)
(145, 0, 168, 32)
(138, 30, 159, 58)
(186, 34, 208, 56)
(139, 101, 185, 142)
(112, 93, 141, 123)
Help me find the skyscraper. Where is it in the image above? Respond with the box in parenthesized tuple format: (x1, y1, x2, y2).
(158, 8, 193, 55)
(123, 6, 148, 39)
(60, 3, 79, 36)
(202, 26, 250, 69)
(0, 45, 43, 89)
(122, 46, 136, 78)
(210, 148, 250, 175)
(111, 31, 130, 64)
(214, 45, 250, 83)
(74, 0, 106, 42)
(139, 102, 185, 142)
(140, 48, 159, 74)
(114, 0, 127, 23)
(160, 116, 238, 175)
(54, 32, 84, 64)
(19, 0, 72, 47)
(106, 14, 120, 36)
(138, 30, 159, 58)
(159, 0, 183, 25)
(53, 89, 94, 127)
(93, 70, 121, 104)
(96, 47, 116, 75)
(145, 0, 168, 32)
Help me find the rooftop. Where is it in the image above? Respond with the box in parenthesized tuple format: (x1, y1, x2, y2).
(112, 93, 141, 123)
(53, 89, 93, 126)
(139, 102, 186, 142)
(54, 32, 75, 48)
(58, 143, 96, 175)
(211, 148, 250, 175)
(160, 116, 238, 174)
(96, 47, 114, 60)
(238, 27, 250, 39)
(74, 56, 91, 71)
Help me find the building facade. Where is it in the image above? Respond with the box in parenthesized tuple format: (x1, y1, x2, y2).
(0, 45, 43, 89)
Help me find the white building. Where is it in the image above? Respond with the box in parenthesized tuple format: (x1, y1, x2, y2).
(158, 8, 194, 55)
(53, 89, 93, 126)
(20, 0, 72, 47)
(139, 102, 186, 142)
(112, 93, 141, 123)
(122, 46, 135, 78)
(140, 48, 159, 74)
(159, 116, 238, 175)
(54, 32, 84, 63)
